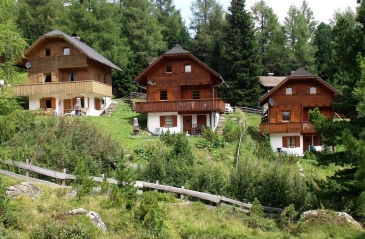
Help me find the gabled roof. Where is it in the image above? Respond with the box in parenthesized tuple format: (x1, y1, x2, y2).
(134, 45, 228, 87)
(21, 30, 122, 71)
(259, 68, 342, 105)
(260, 76, 286, 87)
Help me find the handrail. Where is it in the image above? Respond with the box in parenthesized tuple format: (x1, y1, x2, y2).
(0, 159, 284, 215)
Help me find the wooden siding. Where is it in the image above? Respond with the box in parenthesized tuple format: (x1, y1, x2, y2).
(135, 99, 225, 114)
(260, 122, 316, 134)
(14, 81, 112, 97)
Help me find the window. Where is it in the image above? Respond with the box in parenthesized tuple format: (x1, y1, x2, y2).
(287, 137, 296, 147)
(192, 90, 200, 99)
(310, 86, 316, 94)
(165, 116, 173, 127)
(185, 65, 191, 72)
(166, 65, 172, 73)
(45, 48, 51, 56)
(160, 90, 167, 100)
(282, 111, 290, 121)
(45, 99, 52, 108)
(63, 47, 70, 55)
(286, 87, 292, 95)
(44, 74, 52, 83)
(68, 73, 76, 81)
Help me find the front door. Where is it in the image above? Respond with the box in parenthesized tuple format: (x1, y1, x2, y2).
(183, 115, 192, 134)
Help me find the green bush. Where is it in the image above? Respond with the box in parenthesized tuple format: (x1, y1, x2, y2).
(191, 164, 227, 195)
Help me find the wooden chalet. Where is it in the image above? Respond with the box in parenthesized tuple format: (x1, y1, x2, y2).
(134, 45, 228, 135)
(14, 30, 122, 116)
(259, 68, 342, 156)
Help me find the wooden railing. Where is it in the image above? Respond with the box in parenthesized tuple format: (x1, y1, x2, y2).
(14, 81, 112, 97)
(135, 99, 226, 113)
(235, 106, 264, 115)
(0, 159, 284, 215)
(260, 122, 316, 134)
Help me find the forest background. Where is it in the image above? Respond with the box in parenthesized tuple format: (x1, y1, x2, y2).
(2, 0, 365, 237)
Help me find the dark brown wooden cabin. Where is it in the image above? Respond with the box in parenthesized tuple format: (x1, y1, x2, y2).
(134, 45, 228, 134)
(259, 68, 342, 155)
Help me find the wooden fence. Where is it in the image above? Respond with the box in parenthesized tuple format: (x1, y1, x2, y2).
(235, 106, 264, 115)
(0, 159, 284, 215)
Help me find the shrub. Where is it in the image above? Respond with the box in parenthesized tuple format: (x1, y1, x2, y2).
(191, 164, 227, 195)
(72, 159, 94, 200)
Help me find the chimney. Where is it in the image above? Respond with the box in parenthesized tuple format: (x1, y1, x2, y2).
(268, 73, 274, 76)
(71, 32, 80, 41)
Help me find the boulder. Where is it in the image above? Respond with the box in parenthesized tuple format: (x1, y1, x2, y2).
(6, 181, 42, 199)
(65, 208, 107, 232)
(301, 209, 362, 229)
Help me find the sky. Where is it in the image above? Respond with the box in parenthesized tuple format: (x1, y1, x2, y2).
(174, 0, 359, 26)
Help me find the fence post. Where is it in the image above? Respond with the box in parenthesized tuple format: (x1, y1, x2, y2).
(62, 168, 66, 186)
(25, 159, 29, 177)
(180, 186, 185, 200)
(155, 180, 159, 192)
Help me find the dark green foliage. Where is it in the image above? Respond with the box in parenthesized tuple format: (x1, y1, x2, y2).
(191, 164, 227, 195)
(0, 109, 35, 144)
(314, 23, 335, 81)
(140, 133, 195, 187)
(29, 219, 95, 239)
(250, 198, 264, 218)
(0, 177, 17, 229)
(108, 160, 138, 209)
(3, 117, 123, 177)
(220, 0, 263, 107)
(222, 118, 243, 143)
(228, 159, 314, 211)
(73, 159, 94, 200)
(134, 191, 167, 235)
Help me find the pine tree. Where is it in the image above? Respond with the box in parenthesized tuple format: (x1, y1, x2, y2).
(220, 0, 262, 107)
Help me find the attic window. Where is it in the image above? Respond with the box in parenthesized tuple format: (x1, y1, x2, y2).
(63, 47, 70, 55)
(192, 90, 200, 99)
(310, 86, 316, 94)
(185, 65, 191, 73)
(44, 49, 51, 56)
(166, 65, 172, 73)
(286, 87, 292, 95)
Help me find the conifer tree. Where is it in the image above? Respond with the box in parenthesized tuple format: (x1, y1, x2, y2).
(220, 0, 262, 107)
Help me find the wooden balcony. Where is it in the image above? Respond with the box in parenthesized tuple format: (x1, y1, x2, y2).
(14, 81, 112, 97)
(135, 99, 226, 114)
(260, 122, 316, 134)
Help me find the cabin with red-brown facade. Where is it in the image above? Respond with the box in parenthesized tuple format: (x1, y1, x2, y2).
(134, 45, 228, 135)
(14, 30, 122, 116)
(259, 68, 342, 156)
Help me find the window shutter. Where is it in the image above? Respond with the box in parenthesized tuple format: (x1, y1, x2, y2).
(40, 98, 45, 108)
(295, 136, 300, 147)
(293, 87, 297, 94)
(40, 49, 44, 57)
(282, 88, 286, 94)
(160, 116, 165, 127)
(51, 48, 55, 56)
(51, 73, 56, 82)
(277, 112, 282, 122)
(282, 137, 287, 147)
(317, 87, 321, 93)
(168, 91, 172, 100)
(172, 116, 177, 127)
(38, 73, 43, 83)
(51, 98, 56, 109)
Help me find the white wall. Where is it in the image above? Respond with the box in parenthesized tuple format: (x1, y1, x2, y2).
(270, 133, 304, 156)
(148, 112, 180, 134)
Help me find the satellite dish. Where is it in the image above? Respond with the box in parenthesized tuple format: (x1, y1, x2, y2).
(25, 61, 31, 69)
(268, 97, 275, 106)
(148, 79, 156, 86)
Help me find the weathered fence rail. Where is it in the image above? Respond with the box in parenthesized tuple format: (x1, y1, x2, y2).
(235, 106, 264, 115)
(0, 159, 284, 215)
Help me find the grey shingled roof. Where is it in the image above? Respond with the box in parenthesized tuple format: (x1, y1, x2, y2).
(39, 30, 122, 71)
(164, 45, 189, 55)
(290, 67, 314, 76)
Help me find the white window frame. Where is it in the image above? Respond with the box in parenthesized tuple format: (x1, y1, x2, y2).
(63, 47, 70, 55)
(185, 65, 191, 73)
(165, 116, 173, 128)
(286, 87, 292, 95)
(282, 111, 290, 122)
(287, 137, 295, 147)
(44, 74, 52, 83)
(310, 86, 316, 94)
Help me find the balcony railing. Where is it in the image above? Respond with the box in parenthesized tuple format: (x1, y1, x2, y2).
(260, 122, 316, 134)
(14, 81, 112, 97)
(135, 99, 225, 114)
